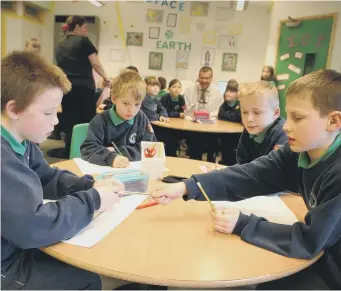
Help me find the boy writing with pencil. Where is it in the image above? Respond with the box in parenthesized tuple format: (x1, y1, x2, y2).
(1, 51, 123, 289)
(81, 70, 156, 167)
(236, 81, 287, 164)
(152, 69, 341, 289)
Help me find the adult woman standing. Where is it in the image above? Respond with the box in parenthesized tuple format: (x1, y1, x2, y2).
(55, 16, 109, 158)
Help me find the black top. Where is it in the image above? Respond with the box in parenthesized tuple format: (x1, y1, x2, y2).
(184, 143, 341, 289)
(141, 95, 168, 122)
(55, 35, 98, 90)
(218, 101, 242, 122)
(160, 93, 186, 118)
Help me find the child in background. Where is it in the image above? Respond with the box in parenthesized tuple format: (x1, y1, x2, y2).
(141, 76, 169, 122)
(1, 51, 123, 290)
(160, 79, 186, 156)
(126, 66, 139, 73)
(237, 81, 287, 164)
(24, 38, 41, 54)
(81, 71, 156, 167)
(218, 81, 242, 165)
(161, 79, 186, 118)
(157, 77, 168, 99)
(152, 69, 341, 290)
(261, 65, 277, 86)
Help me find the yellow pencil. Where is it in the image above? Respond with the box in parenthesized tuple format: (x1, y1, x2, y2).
(196, 182, 218, 214)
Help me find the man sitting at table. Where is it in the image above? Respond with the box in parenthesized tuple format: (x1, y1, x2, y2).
(184, 66, 222, 162)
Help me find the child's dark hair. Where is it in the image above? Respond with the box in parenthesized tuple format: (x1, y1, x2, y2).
(287, 69, 341, 116)
(261, 65, 277, 82)
(168, 79, 181, 88)
(1, 51, 71, 112)
(145, 76, 160, 87)
(225, 81, 239, 93)
(158, 77, 167, 90)
(126, 66, 139, 73)
(63, 16, 86, 32)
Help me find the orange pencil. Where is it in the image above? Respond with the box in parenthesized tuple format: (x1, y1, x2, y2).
(136, 201, 158, 210)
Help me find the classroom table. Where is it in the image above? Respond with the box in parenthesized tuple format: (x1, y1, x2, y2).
(42, 157, 322, 288)
(152, 118, 244, 133)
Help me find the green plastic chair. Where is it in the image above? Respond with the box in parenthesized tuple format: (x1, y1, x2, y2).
(69, 123, 89, 159)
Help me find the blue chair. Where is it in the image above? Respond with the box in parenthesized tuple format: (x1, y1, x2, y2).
(69, 123, 89, 159)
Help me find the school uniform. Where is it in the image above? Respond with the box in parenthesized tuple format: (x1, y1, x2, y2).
(183, 135, 341, 289)
(141, 95, 168, 122)
(160, 93, 186, 156)
(237, 117, 287, 164)
(218, 100, 242, 165)
(56, 35, 98, 157)
(157, 89, 168, 100)
(1, 126, 101, 290)
(81, 106, 156, 166)
(184, 83, 222, 162)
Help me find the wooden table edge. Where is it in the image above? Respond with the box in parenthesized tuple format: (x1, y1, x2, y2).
(41, 246, 323, 288)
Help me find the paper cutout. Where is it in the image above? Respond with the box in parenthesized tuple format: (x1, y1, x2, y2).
(288, 64, 301, 74)
(280, 53, 290, 61)
(146, 9, 164, 23)
(201, 48, 215, 66)
(228, 23, 243, 36)
(191, 2, 209, 16)
(176, 50, 189, 69)
(277, 74, 289, 81)
(295, 52, 303, 59)
(203, 30, 216, 45)
(277, 84, 286, 90)
(167, 13, 177, 27)
(149, 27, 160, 39)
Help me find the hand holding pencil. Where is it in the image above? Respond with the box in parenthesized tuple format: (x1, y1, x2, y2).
(110, 141, 130, 168)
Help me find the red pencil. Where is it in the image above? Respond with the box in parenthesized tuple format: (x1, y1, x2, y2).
(136, 201, 158, 210)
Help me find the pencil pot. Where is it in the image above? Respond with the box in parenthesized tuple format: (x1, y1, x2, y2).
(141, 141, 166, 180)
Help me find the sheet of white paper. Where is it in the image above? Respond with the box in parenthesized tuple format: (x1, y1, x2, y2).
(295, 52, 303, 59)
(277, 74, 289, 81)
(277, 84, 286, 90)
(74, 158, 142, 175)
(288, 64, 301, 74)
(64, 195, 146, 247)
(280, 53, 290, 61)
(213, 195, 298, 225)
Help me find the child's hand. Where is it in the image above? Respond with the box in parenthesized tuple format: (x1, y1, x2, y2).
(112, 155, 130, 168)
(94, 179, 124, 212)
(96, 104, 106, 114)
(151, 182, 187, 204)
(159, 116, 169, 122)
(210, 207, 240, 234)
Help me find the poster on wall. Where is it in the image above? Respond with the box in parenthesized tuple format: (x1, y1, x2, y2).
(149, 27, 160, 39)
(147, 9, 164, 23)
(176, 50, 190, 69)
(201, 48, 215, 66)
(126, 32, 143, 46)
(191, 2, 209, 16)
(203, 30, 217, 45)
(222, 53, 238, 72)
(218, 35, 238, 48)
(149, 52, 163, 70)
(167, 13, 177, 27)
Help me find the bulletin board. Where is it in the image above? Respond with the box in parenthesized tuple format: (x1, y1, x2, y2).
(275, 13, 337, 118)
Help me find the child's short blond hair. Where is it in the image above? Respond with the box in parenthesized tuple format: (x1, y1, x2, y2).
(111, 70, 146, 101)
(239, 81, 279, 109)
(1, 51, 71, 113)
(144, 76, 161, 88)
(287, 69, 341, 116)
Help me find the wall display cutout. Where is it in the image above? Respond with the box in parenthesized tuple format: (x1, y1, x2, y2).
(228, 23, 243, 36)
(203, 30, 217, 45)
(288, 63, 301, 74)
(147, 9, 164, 23)
(201, 48, 215, 66)
(191, 2, 209, 17)
(167, 13, 177, 27)
(218, 35, 237, 48)
(295, 52, 303, 59)
(280, 53, 290, 61)
(149, 27, 160, 39)
(222, 53, 238, 72)
(215, 6, 234, 21)
(109, 49, 126, 62)
(165, 29, 174, 39)
(277, 84, 286, 90)
(176, 50, 190, 69)
(277, 74, 290, 81)
(126, 32, 143, 46)
(149, 52, 163, 70)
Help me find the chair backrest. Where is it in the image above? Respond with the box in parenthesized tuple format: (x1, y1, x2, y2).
(69, 123, 89, 159)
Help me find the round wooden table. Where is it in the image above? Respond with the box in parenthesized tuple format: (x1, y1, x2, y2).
(152, 118, 244, 133)
(42, 157, 321, 288)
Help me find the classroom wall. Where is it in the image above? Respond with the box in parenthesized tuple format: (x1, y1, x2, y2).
(265, 1, 341, 72)
(53, 1, 271, 83)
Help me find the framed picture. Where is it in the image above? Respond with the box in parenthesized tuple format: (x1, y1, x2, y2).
(149, 27, 160, 39)
(149, 52, 163, 70)
(191, 2, 209, 17)
(126, 32, 143, 46)
(147, 9, 164, 23)
(222, 53, 238, 72)
(201, 48, 215, 66)
(167, 13, 177, 27)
